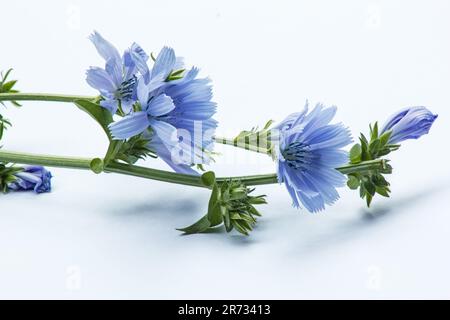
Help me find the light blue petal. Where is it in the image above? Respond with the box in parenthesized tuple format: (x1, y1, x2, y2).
(86, 67, 116, 93)
(165, 78, 212, 103)
(173, 101, 217, 120)
(130, 42, 149, 61)
(100, 99, 119, 114)
(130, 43, 150, 79)
(174, 57, 185, 70)
(123, 51, 137, 80)
(105, 58, 122, 88)
(274, 101, 309, 131)
(149, 119, 178, 147)
(308, 125, 352, 150)
(109, 111, 149, 140)
(148, 136, 199, 175)
(89, 31, 121, 62)
(121, 99, 134, 115)
(147, 72, 166, 92)
(381, 108, 409, 133)
(147, 94, 175, 117)
(136, 77, 150, 108)
(15, 172, 41, 184)
(152, 47, 176, 78)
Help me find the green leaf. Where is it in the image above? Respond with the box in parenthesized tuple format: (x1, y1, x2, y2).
(232, 221, 250, 236)
(201, 171, 216, 187)
(89, 158, 104, 174)
(381, 163, 393, 175)
(369, 138, 381, 157)
(364, 180, 376, 196)
(229, 187, 247, 200)
(370, 122, 379, 141)
(1, 80, 17, 92)
(224, 209, 232, 232)
(248, 206, 262, 217)
(349, 144, 362, 164)
(166, 69, 186, 82)
(248, 195, 267, 205)
(0, 69, 13, 84)
(359, 183, 366, 198)
(366, 194, 373, 207)
(207, 184, 223, 226)
(114, 134, 157, 164)
(10, 100, 22, 107)
(359, 134, 371, 161)
(372, 174, 389, 187)
(208, 203, 224, 227)
(347, 175, 360, 190)
(73, 99, 114, 138)
(263, 119, 274, 130)
(376, 186, 390, 197)
(379, 131, 392, 147)
(377, 148, 391, 157)
(176, 215, 211, 235)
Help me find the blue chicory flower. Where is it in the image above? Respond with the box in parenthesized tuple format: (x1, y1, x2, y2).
(381, 106, 438, 144)
(274, 102, 352, 212)
(108, 47, 217, 174)
(86, 31, 148, 114)
(8, 165, 52, 194)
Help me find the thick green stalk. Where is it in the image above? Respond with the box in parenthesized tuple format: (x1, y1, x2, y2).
(0, 93, 95, 103)
(0, 150, 386, 188)
(214, 136, 272, 155)
(0, 150, 204, 188)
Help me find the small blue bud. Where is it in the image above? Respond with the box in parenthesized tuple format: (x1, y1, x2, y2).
(8, 165, 52, 194)
(381, 107, 438, 144)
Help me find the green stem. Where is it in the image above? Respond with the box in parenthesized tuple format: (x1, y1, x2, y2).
(0, 150, 386, 188)
(0, 150, 204, 188)
(214, 136, 272, 155)
(0, 93, 95, 103)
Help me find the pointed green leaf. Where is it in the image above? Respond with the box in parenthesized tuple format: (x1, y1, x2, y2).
(177, 215, 211, 235)
(208, 202, 225, 227)
(366, 194, 373, 207)
(349, 144, 362, 164)
(1, 80, 17, 92)
(207, 184, 223, 226)
(364, 180, 376, 196)
(379, 130, 392, 147)
(73, 99, 114, 138)
(248, 195, 267, 205)
(224, 209, 232, 232)
(232, 221, 249, 236)
(376, 186, 390, 197)
(371, 122, 379, 141)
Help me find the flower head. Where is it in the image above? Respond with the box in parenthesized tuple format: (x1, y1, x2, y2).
(108, 47, 217, 174)
(8, 165, 52, 194)
(274, 102, 352, 212)
(381, 106, 437, 144)
(86, 31, 148, 114)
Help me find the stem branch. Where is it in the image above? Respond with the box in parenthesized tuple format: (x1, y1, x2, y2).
(0, 93, 95, 103)
(0, 150, 386, 188)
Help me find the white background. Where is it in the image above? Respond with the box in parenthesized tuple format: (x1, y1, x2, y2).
(1, 0, 450, 299)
